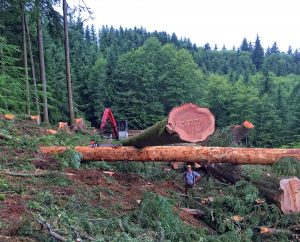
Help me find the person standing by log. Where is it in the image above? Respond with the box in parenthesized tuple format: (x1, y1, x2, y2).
(183, 164, 201, 196)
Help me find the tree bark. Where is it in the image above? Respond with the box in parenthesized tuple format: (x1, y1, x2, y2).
(25, 9, 40, 117)
(121, 103, 215, 148)
(21, 2, 30, 116)
(39, 146, 300, 164)
(36, 0, 49, 123)
(63, 0, 75, 126)
(121, 118, 177, 147)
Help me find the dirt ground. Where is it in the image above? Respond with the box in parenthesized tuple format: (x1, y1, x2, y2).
(0, 119, 205, 240)
(0, 166, 203, 240)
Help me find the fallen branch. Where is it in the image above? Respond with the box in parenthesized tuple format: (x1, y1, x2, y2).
(180, 208, 205, 217)
(71, 225, 95, 241)
(0, 132, 12, 140)
(260, 226, 294, 235)
(0, 235, 10, 240)
(0, 169, 74, 177)
(0, 169, 49, 177)
(34, 213, 66, 242)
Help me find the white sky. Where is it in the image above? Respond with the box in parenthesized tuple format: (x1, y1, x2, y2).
(69, 0, 300, 52)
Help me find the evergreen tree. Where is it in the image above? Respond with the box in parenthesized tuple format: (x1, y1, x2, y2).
(0, 37, 24, 112)
(265, 47, 271, 56)
(251, 35, 264, 71)
(170, 33, 178, 46)
(270, 41, 279, 54)
(21, 1, 31, 115)
(260, 70, 272, 95)
(63, 0, 75, 125)
(287, 82, 300, 143)
(252, 94, 282, 147)
(287, 46, 293, 55)
(36, 0, 49, 123)
(204, 43, 211, 51)
(248, 41, 253, 51)
(240, 38, 249, 51)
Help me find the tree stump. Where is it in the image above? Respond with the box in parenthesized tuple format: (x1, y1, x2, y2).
(4, 114, 15, 121)
(72, 118, 90, 134)
(30, 115, 40, 124)
(58, 122, 71, 133)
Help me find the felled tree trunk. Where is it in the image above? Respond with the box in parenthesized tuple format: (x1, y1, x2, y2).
(204, 163, 282, 206)
(39, 146, 300, 164)
(201, 121, 287, 209)
(121, 103, 215, 148)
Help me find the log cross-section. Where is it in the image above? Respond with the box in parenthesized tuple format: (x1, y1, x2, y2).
(39, 146, 300, 164)
(121, 103, 215, 148)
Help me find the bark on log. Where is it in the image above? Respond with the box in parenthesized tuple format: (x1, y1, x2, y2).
(121, 103, 215, 148)
(39, 146, 300, 164)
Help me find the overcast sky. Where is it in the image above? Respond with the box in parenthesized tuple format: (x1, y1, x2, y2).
(69, 0, 299, 52)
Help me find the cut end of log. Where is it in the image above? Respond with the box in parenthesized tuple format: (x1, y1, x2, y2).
(58, 122, 68, 129)
(280, 177, 300, 214)
(166, 103, 215, 142)
(242, 120, 254, 129)
(30, 115, 40, 124)
(45, 129, 58, 135)
(260, 226, 271, 234)
(4, 114, 15, 120)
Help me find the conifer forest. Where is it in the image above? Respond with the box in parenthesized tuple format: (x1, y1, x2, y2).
(0, 1, 299, 241)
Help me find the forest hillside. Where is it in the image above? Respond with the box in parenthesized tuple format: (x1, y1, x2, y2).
(0, 1, 300, 241)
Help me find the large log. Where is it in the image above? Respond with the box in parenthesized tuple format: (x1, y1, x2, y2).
(205, 163, 300, 214)
(121, 103, 215, 148)
(39, 146, 300, 164)
(205, 163, 282, 203)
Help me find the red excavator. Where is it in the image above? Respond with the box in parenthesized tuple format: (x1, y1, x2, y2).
(100, 108, 128, 139)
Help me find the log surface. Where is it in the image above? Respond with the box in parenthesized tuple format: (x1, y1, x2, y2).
(121, 103, 215, 148)
(40, 146, 300, 164)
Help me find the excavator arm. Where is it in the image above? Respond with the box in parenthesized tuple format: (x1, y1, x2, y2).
(100, 108, 119, 139)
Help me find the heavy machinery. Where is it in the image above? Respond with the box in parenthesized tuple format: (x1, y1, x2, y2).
(100, 108, 128, 139)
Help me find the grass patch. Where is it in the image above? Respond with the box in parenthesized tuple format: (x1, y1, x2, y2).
(272, 157, 300, 177)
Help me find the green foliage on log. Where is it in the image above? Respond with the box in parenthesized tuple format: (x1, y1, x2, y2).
(55, 149, 82, 170)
